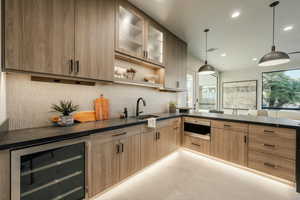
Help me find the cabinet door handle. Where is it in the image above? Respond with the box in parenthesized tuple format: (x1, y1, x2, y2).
(263, 143, 276, 148)
(69, 59, 74, 74)
(75, 60, 80, 73)
(191, 143, 201, 147)
(176, 81, 180, 88)
(264, 162, 277, 169)
(158, 132, 161, 140)
(121, 143, 124, 153)
(244, 135, 247, 144)
(116, 144, 120, 154)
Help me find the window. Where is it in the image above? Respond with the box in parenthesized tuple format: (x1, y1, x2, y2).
(198, 74, 218, 111)
(186, 73, 194, 108)
(262, 69, 300, 110)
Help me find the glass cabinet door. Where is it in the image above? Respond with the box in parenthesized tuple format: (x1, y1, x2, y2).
(118, 4, 144, 58)
(146, 23, 164, 65)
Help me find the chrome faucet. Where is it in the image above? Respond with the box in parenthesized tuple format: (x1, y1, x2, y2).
(136, 97, 146, 117)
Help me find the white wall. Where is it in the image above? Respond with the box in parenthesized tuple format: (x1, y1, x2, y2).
(0, 73, 6, 125)
(6, 73, 177, 130)
(220, 63, 300, 113)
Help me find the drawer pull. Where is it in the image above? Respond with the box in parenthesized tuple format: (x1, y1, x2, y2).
(264, 162, 277, 169)
(224, 124, 231, 128)
(112, 132, 127, 137)
(264, 130, 275, 135)
(263, 143, 276, 148)
(191, 143, 201, 147)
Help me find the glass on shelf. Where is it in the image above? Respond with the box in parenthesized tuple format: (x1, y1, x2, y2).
(147, 25, 164, 64)
(119, 5, 143, 56)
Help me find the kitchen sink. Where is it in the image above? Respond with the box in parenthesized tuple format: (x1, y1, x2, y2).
(136, 114, 159, 120)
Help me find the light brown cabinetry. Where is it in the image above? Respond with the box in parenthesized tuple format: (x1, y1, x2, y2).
(211, 121, 248, 166)
(75, 0, 115, 81)
(164, 32, 187, 90)
(0, 151, 10, 200)
(90, 134, 120, 196)
(90, 126, 141, 197)
(5, 0, 75, 75)
(141, 119, 179, 168)
(141, 130, 157, 168)
(184, 135, 210, 155)
(119, 133, 141, 180)
(5, 0, 115, 81)
(248, 124, 296, 181)
(116, 0, 166, 66)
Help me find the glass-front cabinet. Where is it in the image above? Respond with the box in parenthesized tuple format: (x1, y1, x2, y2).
(116, 0, 165, 66)
(117, 3, 145, 58)
(146, 23, 165, 65)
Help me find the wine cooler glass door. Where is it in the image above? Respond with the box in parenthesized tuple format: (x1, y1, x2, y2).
(11, 139, 87, 200)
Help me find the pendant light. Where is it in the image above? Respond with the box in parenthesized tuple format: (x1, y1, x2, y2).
(258, 1, 290, 67)
(198, 29, 215, 75)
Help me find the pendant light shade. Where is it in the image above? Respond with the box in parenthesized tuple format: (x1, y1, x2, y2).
(259, 1, 290, 67)
(198, 61, 215, 75)
(198, 29, 215, 74)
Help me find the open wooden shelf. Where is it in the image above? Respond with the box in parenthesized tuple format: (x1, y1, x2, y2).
(114, 78, 162, 89)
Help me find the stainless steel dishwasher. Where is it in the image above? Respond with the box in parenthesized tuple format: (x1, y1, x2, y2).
(11, 138, 89, 200)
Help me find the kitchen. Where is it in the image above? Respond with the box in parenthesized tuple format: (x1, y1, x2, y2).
(1, 0, 300, 199)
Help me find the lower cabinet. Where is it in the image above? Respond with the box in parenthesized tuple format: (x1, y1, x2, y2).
(141, 119, 179, 168)
(141, 130, 157, 168)
(184, 135, 210, 155)
(119, 134, 141, 180)
(90, 127, 141, 197)
(90, 119, 180, 197)
(211, 122, 248, 166)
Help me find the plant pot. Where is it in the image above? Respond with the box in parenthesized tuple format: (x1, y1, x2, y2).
(57, 115, 74, 127)
(169, 105, 177, 113)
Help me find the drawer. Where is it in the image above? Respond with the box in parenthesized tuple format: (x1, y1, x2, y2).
(249, 124, 296, 160)
(211, 120, 248, 133)
(249, 125, 296, 139)
(184, 117, 211, 126)
(92, 125, 142, 143)
(248, 150, 295, 182)
(249, 135, 295, 160)
(184, 135, 210, 155)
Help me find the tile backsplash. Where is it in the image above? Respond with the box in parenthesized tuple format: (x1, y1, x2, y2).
(7, 73, 177, 130)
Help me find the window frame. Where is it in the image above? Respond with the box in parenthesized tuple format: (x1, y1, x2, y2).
(261, 68, 300, 110)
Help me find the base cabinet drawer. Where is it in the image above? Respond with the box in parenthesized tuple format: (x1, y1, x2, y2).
(184, 135, 210, 155)
(248, 151, 295, 182)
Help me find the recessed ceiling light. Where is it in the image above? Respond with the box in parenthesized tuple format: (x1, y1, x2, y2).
(252, 58, 258, 61)
(283, 25, 294, 31)
(231, 11, 240, 18)
(221, 53, 227, 57)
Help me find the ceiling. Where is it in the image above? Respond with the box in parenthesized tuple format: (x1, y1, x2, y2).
(128, 0, 300, 72)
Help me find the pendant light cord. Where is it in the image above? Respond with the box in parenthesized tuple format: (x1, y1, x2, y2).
(272, 6, 275, 47)
(206, 31, 208, 61)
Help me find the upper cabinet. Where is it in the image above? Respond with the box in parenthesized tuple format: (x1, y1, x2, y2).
(4, 0, 115, 81)
(75, 0, 115, 81)
(116, 0, 165, 67)
(164, 32, 187, 90)
(5, 0, 75, 76)
(145, 22, 165, 66)
(116, 1, 145, 59)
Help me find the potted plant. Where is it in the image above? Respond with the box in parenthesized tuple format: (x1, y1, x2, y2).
(126, 68, 136, 80)
(51, 100, 79, 126)
(169, 101, 177, 113)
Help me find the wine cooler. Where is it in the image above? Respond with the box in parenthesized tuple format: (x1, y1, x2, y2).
(11, 138, 88, 200)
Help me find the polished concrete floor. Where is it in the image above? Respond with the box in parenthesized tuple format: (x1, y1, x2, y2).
(96, 150, 300, 200)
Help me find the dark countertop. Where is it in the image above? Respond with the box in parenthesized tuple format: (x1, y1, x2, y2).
(0, 113, 181, 150)
(1, 112, 300, 151)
